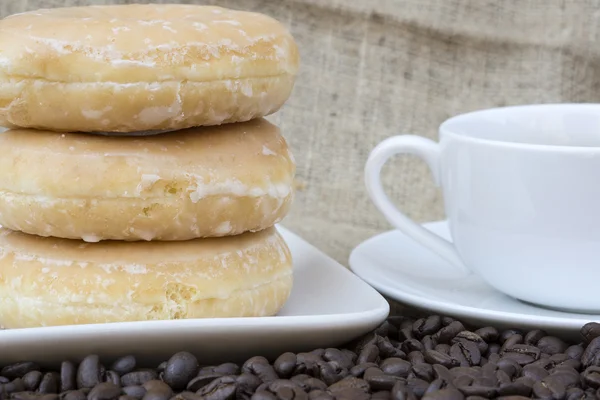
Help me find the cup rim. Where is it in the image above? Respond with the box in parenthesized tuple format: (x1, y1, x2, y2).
(439, 103, 600, 152)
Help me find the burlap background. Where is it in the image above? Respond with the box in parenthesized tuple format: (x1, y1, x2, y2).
(2, 0, 599, 267)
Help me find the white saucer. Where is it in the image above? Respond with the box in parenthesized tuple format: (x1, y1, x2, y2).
(0, 226, 389, 368)
(349, 220, 599, 340)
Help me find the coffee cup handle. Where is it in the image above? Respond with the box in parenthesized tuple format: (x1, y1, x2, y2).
(364, 135, 471, 275)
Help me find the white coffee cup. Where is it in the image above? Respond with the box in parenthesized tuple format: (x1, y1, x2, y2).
(365, 103, 600, 313)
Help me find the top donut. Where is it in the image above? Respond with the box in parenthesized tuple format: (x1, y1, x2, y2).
(0, 4, 299, 133)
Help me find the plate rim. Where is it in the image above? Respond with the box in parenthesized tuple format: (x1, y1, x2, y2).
(348, 220, 599, 330)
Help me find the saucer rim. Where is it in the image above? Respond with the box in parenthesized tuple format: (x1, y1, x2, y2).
(348, 220, 599, 332)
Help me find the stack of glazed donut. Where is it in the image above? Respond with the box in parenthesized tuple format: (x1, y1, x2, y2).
(0, 4, 299, 328)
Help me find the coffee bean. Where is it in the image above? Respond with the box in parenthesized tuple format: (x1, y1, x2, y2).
(374, 321, 392, 337)
(434, 344, 451, 355)
(326, 388, 369, 400)
(402, 339, 423, 354)
(156, 363, 167, 375)
(500, 329, 524, 344)
(522, 364, 549, 382)
(413, 316, 443, 338)
(422, 336, 436, 351)
(475, 327, 499, 343)
(497, 381, 532, 397)
(349, 363, 377, 378)
(368, 374, 405, 391)
(422, 388, 465, 400)
(341, 349, 358, 365)
(110, 357, 137, 377)
(121, 371, 158, 387)
(392, 381, 417, 400)
(87, 382, 121, 400)
(533, 378, 566, 399)
(142, 380, 173, 400)
(529, 358, 555, 370)
(435, 322, 466, 345)
(170, 393, 200, 400)
(514, 376, 535, 388)
(451, 331, 488, 355)
(400, 328, 414, 342)
(538, 337, 569, 355)
(293, 353, 322, 377)
(307, 390, 333, 400)
(12, 393, 59, 400)
(243, 357, 279, 384)
(377, 337, 405, 359)
(501, 335, 524, 353)
(120, 397, 139, 400)
(3, 377, 25, 394)
(196, 376, 237, 400)
(214, 364, 239, 377)
(60, 390, 86, 400)
(327, 376, 370, 393)
(363, 367, 383, 381)
(424, 378, 445, 393)
(411, 363, 434, 382)
(452, 375, 473, 388)
(406, 378, 429, 397)
(77, 355, 103, 389)
(495, 370, 511, 385)
(488, 352, 501, 364)
(432, 365, 454, 384)
(59, 362, 76, 392)
(236, 373, 262, 398)
(23, 371, 43, 391)
(357, 344, 380, 365)
(122, 386, 147, 399)
(352, 333, 377, 354)
(250, 390, 277, 400)
(582, 323, 600, 343)
(319, 362, 346, 386)
(544, 372, 580, 390)
(380, 358, 411, 378)
(450, 341, 481, 367)
(105, 371, 120, 386)
(565, 345, 584, 361)
(565, 387, 586, 400)
(424, 350, 458, 368)
(582, 366, 600, 388)
(458, 385, 498, 397)
(486, 344, 501, 357)
(162, 352, 199, 391)
(524, 329, 547, 346)
(186, 375, 222, 392)
(38, 373, 59, 394)
(408, 351, 425, 365)
(2, 362, 39, 380)
(582, 337, 600, 368)
(323, 348, 353, 371)
(274, 353, 296, 379)
(501, 344, 540, 365)
(290, 374, 326, 392)
(266, 380, 307, 400)
(450, 367, 480, 380)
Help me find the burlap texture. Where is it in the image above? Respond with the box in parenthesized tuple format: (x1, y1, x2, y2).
(2, 0, 599, 267)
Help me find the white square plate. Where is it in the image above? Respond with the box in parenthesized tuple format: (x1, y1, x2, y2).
(0, 226, 389, 367)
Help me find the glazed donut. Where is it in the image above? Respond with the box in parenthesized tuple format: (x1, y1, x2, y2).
(0, 4, 299, 133)
(0, 118, 295, 242)
(0, 226, 293, 328)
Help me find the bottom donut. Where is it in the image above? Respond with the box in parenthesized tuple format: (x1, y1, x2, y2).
(0, 226, 293, 328)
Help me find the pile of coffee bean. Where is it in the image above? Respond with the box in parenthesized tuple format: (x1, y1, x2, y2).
(2, 315, 600, 400)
